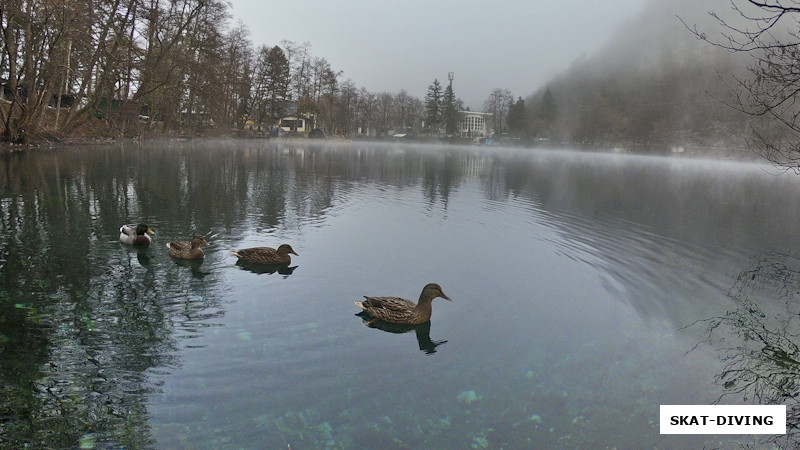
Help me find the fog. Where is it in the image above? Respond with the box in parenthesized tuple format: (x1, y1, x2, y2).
(522, 0, 763, 150)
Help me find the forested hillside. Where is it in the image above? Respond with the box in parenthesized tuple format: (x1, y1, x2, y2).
(523, 0, 756, 152)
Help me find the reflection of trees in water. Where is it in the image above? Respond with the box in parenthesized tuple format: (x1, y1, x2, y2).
(0, 150, 223, 447)
(691, 252, 800, 447)
(0, 142, 481, 446)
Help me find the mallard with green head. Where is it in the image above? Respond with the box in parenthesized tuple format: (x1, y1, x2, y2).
(166, 235, 210, 260)
(354, 283, 451, 325)
(119, 223, 155, 246)
(231, 244, 298, 265)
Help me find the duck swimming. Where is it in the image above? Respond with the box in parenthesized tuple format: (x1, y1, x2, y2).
(354, 283, 451, 325)
(231, 244, 298, 265)
(166, 235, 210, 260)
(119, 223, 155, 246)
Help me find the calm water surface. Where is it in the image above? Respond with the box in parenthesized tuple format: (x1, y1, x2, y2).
(2, 140, 800, 448)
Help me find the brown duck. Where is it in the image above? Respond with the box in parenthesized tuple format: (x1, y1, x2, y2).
(166, 235, 210, 260)
(231, 244, 298, 265)
(355, 283, 451, 325)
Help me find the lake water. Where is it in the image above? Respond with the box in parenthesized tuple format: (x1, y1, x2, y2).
(2, 140, 800, 448)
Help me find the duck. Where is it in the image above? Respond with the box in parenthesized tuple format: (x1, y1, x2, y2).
(119, 223, 155, 245)
(354, 283, 451, 325)
(231, 244, 298, 265)
(166, 235, 210, 260)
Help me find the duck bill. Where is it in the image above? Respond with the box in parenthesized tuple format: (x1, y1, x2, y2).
(147, 228, 155, 235)
(441, 294, 452, 301)
(291, 251, 299, 256)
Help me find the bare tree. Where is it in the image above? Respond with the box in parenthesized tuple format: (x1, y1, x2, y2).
(688, 1, 800, 171)
(393, 89, 412, 131)
(407, 96, 424, 132)
(281, 40, 312, 117)
(483, 88, 512, 135)
(355, 88, 377, 136)
(375, 92, 393, 136)
(251, 45, 290, 126)
(688, 251, 800, 447)
(1, 0, 86, 141)
(220, 22, 252, 130)
(310, 57, 341, 134)
(331, 79, 357, 136)
(159, 0, 230, 134)
(250, 45, 271, 125)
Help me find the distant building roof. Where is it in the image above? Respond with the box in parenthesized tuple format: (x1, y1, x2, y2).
(459, 110, 493, 118)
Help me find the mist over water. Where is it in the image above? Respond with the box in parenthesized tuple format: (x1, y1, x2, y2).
(1, 140, 797, 447)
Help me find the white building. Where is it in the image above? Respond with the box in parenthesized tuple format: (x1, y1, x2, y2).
(279, 115, 315, 133)
(458, 111, 494, 137)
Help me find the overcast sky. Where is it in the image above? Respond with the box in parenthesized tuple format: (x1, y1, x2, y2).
(230, 0, 651, 110)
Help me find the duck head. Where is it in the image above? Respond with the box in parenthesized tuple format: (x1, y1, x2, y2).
(191, 235, 211, 248)
(136, 224, 155, 236)
(277, 244, 299, 256)
(420, 283, 451, 302)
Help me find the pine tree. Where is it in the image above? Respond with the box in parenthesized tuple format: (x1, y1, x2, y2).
(540, 89, 557, 135)
(507, 97, 527, 137)
(424, 79, 443, 133)
(443, 84, 458, 135)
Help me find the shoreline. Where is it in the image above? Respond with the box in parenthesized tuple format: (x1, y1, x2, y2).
(0, 135, 758, 163)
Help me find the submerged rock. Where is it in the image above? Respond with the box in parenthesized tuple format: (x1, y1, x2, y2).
(78, 434, 96, 449)
(470, 432, 489, 448)
(528, 414, 543, 424)
(457, 390, 480, 405)
(315, 421, 333, 440)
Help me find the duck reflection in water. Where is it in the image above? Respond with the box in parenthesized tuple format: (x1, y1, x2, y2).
(122, 246, 151, 267)
(171, 257, 209, 279)
(234, 259, 298, 277)
(355, 314, 448, 355)
(135, 250, 151, 267)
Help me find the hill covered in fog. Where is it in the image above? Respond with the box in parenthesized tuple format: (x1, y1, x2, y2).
(526, 0, 754, 153)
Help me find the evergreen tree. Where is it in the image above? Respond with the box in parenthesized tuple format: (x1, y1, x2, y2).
(507, 97, 528, 137)
(540, 89, 557, 137)
(443, 83, 459, 135)
(424, 79, 443, 133)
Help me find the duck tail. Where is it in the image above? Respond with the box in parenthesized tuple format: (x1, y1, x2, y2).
(231, 251, 241, 258)
(354, 301, 366, 310)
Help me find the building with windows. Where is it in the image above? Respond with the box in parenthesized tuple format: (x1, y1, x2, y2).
(279, 115, 315, 133)
(458, 111, 494, 137)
